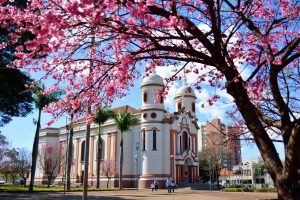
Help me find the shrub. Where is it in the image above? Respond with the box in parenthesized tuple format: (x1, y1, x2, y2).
(222, 188, 254, 192)
(255, 188, 277, 193)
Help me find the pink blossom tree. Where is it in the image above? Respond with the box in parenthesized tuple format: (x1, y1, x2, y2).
(101, 160, 118, 188)
(39, 144, 64, 188)
(1, 1, 299, 199)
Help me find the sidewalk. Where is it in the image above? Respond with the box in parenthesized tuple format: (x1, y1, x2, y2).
(0, 189, 278, 200)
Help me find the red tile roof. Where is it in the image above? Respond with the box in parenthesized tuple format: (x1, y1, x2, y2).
(76, 105, 140, 123)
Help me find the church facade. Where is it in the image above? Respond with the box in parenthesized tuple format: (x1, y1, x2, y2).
(35, 71, 200, 188)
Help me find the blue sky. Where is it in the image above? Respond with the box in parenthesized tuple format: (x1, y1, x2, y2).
(0, 70, 285, 161)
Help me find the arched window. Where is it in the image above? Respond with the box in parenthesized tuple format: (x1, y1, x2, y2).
(189, 137, 191, 149)
(160, 97, 164, 104)
(183, 132, 188, 150)
(179, 136, 182, 152)
(143, 92, 147, 103)
(177, 102, 182, 110)
(81, 141, 85, 162)
(192, 102, 196, 112)
(153, 130, 157, 150)
(96, 139, 105, 160)
(142, 130, 146, 151)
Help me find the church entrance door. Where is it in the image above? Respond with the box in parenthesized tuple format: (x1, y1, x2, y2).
(183, 157, 193, 183)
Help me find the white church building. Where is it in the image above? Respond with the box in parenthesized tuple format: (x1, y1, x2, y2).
(35, 71, 200, 188)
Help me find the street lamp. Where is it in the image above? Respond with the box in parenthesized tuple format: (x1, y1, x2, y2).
(135, 141, 139, 190)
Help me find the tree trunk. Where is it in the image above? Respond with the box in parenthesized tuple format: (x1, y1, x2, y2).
(226, 76, 300, 199)
(107, 178, 109, 188)
(277, 177, 300, 200)
(96, 125, 102, 189)
(29, 108, 41, 192)
(47, 178, 51, 188)
(24, 178, 27, 187)
(119, 131, 123, 189)
(66, 114, 74, 191)
(216, 165, 220, 190)
(82, 116, 91, 200)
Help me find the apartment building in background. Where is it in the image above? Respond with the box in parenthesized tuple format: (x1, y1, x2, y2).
(198, 118, 242, 168)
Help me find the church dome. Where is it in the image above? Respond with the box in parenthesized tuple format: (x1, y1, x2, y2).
(141, 69, 164, 87)
(175, 75, 196, 98)
(175, 85, 195, 98)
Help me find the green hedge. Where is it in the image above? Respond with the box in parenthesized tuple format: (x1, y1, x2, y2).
(222, 187, 276, 193)
(254, 188, 277, 193)
(223, 188, 254, 192)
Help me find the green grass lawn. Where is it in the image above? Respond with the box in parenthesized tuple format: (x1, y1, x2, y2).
(222, 187, 277, 193)
(0, 185, 119, 192)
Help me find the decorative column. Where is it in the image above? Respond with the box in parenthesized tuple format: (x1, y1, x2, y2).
(89, 135, 95, 176)
(175, 133, 178, 154)
(107, 133, 111, 160)
(59, 140, 66, 176)
(74, 137, 80, 182)
(112, 131, 117, 162)
(170, 130, 174, 178)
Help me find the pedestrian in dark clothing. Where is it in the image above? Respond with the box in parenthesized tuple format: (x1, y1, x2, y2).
(171, 178, 176, 192)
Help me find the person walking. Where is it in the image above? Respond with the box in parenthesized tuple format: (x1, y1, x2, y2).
(150, 183, 155, 192)
(166, 177, 172, 193)
(171, 178, 176, 192)
(154, 179, 159, 191)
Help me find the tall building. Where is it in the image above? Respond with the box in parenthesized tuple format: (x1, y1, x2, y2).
(35, 71, 200, 188)
(197, 119, 241, 168)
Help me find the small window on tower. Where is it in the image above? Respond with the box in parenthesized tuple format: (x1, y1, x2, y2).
(178, 102, 182, 110)
(143, 92, 147, 103)
(151, 112, 157, 119)
(142, 130, 146, 151)
(160, 96, 164, 104)
(153, 130, 157, 150)
(192, 102, 195, 112)
(143, 113, 147, 119)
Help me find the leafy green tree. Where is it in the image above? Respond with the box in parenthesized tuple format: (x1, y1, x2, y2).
(93, 107, 115, 190)
(29, 84, 61, 192)
(0, 133, 9, 168)
(113, 112, 138, 189)
(0, 0, 34, 127)
(198, 157, 210, 183)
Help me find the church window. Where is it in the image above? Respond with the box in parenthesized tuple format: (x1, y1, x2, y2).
(81, 141, 85, 162)
(189, 137, 191, 149)
(151, 112, 157, 119)
(192, 102, 195, 112)
(153, 130, 157, 150)
(160, 97, 164, 104)
(96, 139, 105, 160)
(179, 136, 182, 152)
(178, 102, 182, 110)
(183, 131, 188, 150)
(143, 113, 147, 119)
(143, 92, 147, 103)
(142, 130, 146, 151)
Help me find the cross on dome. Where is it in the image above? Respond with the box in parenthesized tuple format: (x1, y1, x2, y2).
(182, 72, 187, 86)
(151, 68, 156, 74)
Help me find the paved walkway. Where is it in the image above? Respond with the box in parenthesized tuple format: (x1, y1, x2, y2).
(0, 189, 277, 200)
